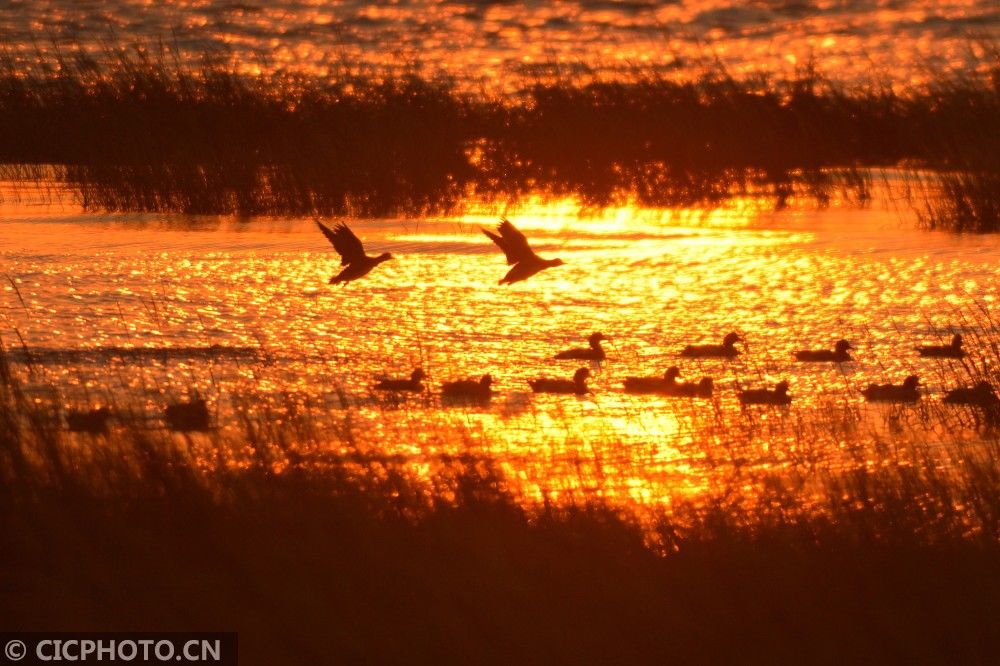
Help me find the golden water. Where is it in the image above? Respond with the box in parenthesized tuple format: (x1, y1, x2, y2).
(2, 183, 999, 511)
(2, 0, 997, 89)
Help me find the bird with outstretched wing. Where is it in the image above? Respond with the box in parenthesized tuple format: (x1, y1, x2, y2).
(482, 218, 564, 285)
(317, 221, 393, 284)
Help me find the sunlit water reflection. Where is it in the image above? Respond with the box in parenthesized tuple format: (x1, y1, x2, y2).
(2, 188, 999, 510)
(1, 0, 997, 89)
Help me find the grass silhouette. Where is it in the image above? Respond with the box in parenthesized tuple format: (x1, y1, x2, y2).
(1, 46, 998, 224)
(3, 320, 1000, 663)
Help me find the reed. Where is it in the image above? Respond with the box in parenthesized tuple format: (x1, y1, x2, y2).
(1, 46, 997, 220)
(903, 66, 1000, 232)
(3, 324, 1000, 662)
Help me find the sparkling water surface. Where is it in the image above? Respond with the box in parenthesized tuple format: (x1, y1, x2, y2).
(2, 0, 997, 88)
(3, 181, 999, 509)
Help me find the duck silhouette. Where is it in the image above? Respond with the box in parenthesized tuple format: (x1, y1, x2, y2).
(529, 367, 590, 394)
(555, 332, 608, 360)
(739, 380, 791, 405)
(442, 374, 494, 401)
(674, 377, 715, 398)
(861, 375, 921, 403)
(623, 366, 681, 394)
(680, 332, 741, 358)
(483, 218, 564, 285)
(317, 221, 393, 284)
(165, 398, 211, 432)
(942, 381, 999, 406)
(794, 339, 854, 362)
(374, 368, 426, 392)
(66, 406, 112, 434)
(916, 333, 965, 359)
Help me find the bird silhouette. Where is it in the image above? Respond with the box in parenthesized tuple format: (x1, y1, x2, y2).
(482, 218, 564, 285)
(66, 406, 112, 434)
(529, 368, 591, 394)
(555, 332, 608, 360)
(942, 382, 999, 406)
(374, 368, 426, 392)
(165, 399, 211, 431)
(674, 377, 715, 398)
(624, 366, 681, 394)
(861, 375, 921, 403)
(739, 380, 791, 405)
(916, 333, 965, 358)
(317, 221, 393, 284)
(680, 332, 742, 358)
(794, 339, 854, 362)
(442, 374, 494, 401)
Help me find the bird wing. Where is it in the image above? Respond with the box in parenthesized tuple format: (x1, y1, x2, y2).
(318, 221, 366, 265)
(482, 218, 537, 265)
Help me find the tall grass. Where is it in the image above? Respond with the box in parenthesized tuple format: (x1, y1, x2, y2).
(3, 325, 1000, 662)
(1, 46, 997, 220)
(903, 65, 1000, 232)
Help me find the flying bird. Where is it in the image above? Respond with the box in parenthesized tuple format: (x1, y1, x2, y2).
(317, 221, 393, 284)
(482, 218, 564, 285)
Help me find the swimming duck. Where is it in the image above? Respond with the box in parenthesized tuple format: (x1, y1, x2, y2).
(66, 406, 112, 434)
(680, 332, 741, 358)
(861, 375, 921, 403)
(942, 382, 999, 406)
(916, 333, 965, 359)
(442, 374, 494, 401)
(674, 377, 715, 398)
(623, 366, 681, 394)
(529, 367, 590, 394)
(794, 339, 854, 362)
(374, 368, 427, 392)
(317, 221, 393, 284)
(555, 332, 608, 360)
(739, 380, 791, 405)
(483, 218, 564, 285)
(165, 398, 211, 432)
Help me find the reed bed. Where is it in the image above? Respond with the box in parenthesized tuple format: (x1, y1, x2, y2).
(3, 313, 1000, 662)
(1, 47, 998, 223)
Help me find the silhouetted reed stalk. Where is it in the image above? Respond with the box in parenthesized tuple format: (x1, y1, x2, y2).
(3, 311, 1000, 661)
(0, 45, 997, 221)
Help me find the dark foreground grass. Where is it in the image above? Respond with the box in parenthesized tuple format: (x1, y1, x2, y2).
(3, 343, 1000, 664)
(1, 47, 998, 224)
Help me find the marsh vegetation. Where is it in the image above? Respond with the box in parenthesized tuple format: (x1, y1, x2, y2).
(5, 39, 1000, 663)
(2, 304, 1000, 663)
(0, 47, 998, 227)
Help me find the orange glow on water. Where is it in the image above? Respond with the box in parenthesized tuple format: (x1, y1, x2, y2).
(1, 1, 997, 91)
(3, 177, 1000, 518)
